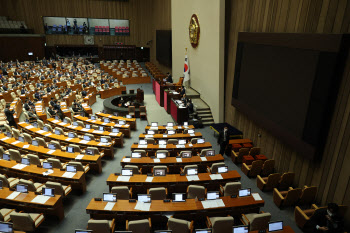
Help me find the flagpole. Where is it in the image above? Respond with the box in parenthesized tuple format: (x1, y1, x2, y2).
(184, 48, 189, 88)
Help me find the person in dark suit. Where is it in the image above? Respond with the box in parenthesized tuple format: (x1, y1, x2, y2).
(5, 104, 17, 128)
(180, 86, 186, 96)
(81, 90, 87, 97)
(48, 106, 58, 118)
(187, 99, 194, 115)
(181, 94, 188, 105)
(49, 98, 56, 108)
(308, 203, 344, 233)
(2, 86, 7, 91)
(217, 126, 230, 156)
(166, 73, 173, 83)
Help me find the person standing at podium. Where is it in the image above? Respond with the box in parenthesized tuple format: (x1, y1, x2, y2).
(218, 126, 230, 156)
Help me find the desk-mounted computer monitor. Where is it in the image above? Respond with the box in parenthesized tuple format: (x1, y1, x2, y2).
(103, 193, 117, 202)
(217, 166, 228, 174)
(137, 194, 151, 203)
(42, 187, 55, 197)
(151, 122, 158, 127)
(0, 221, 13, 233)
(233, 225, 249, 233)
(66, 165, 77, 173)
(156, 152, 167, 159)
(206, 191, 220, 200)
(16, 184, 28, 193)
(121, 168, 133, 176)
(238, 188, 251, 197)
(268, 221, 283, 232)
(187, 168, 198, 176)
(154, 168, 166, 176)
(112, 128, 119, 133)
(131, 152, 141, 158)
(43, 162, 53, 169)
(85, 124, 91, 129)
(181, 151, 192, 158)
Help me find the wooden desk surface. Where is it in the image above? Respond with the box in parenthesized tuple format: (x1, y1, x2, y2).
(139, 132, 202, 140)
(130, 142, 212, 152)
(0, 133, 101, 173)
(250, 226, 294, 233)
(0, 159, 86, 192)
(73, 115, 131, 138)
(0, 188, 64, 220)
(18, 122, 114, 150)
(47, 118, 124, 147)
(229, 138, 253, 145)
(99, 86, 126, 99)
(95, 112, 137, 130)
(86, 195, 263, 214)
(35, 101, 47, 123)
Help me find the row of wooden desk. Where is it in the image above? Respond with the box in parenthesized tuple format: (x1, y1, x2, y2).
(95, 112, 137, 130)
(99, 86, 126, 99)
(138, 132, 202, 140)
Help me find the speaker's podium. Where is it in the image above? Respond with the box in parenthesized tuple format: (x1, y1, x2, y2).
(171, 99, 188, 125)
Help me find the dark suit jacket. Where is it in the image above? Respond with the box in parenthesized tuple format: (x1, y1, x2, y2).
(309, 209, 344, 233)
(167, 75, 173, 83)
(5, 108, 15, 122)
(218, 129, 230, 144)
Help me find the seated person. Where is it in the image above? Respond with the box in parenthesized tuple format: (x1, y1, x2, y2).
(309, 203, 344, 233)
(181, 94, 188, 105)
(187, 99, 194, 115)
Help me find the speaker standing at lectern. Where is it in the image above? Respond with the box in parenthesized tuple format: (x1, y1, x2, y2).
(218, 126, 230, 156)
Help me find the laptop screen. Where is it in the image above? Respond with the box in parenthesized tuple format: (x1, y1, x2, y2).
(181, 151, 192, 158)
(178, 139, 186, 145)
(154, 168, 166, 176)
(63, 119, 68, 123)
(205, 150, 215, 156)
(43, 126, 49, 132)
(233, 225, 249, 233)
(155, 231, 172, 233)
(86, 149, 94, 155)
(16, 184, 28, 193)
(103, 193, 117, 202)
(187, 168, 198, 176)
(195, 229, 212, 233)
(207, 191, 220, 200)
(54, 129, 61, 135)
(217, 166, 228, 174)
(55, 116, 59, 120)
(6, 132, 12, 137)
(85, 124, 91, 129)
(2, 153, 10, 161)
(32, 122, 38, 128)
(167, 130, 175, 135)
(43, 162, 53, 169)
(103, 118, 110, 123)
(121, 169, 133, 176)
(42, 187, 55, 197)
(75, 230, 92, 233)
(32, 140, 38, 146)
(68, 132, 75, 138)
(197, 139, 205, 144)
(83, 135, 91, 141)
(138, 194, 151, 203)
(18, 136, 24, 142)
(147, 130, 155, 135)
(126, 115, 132, 119)
(167, 122, 174, 127)
(99, 126, 104, 131)
(91, 115, 96, 120)
(268, 221, 283, 232)
(73, 121, 79, 126)
(101, 137, 108, 143)
(118, 120, 126, 125)
(21, 158, 30, 165)
(48, 144, 56, 150)
(159, 140, 166, 145)
(156, 153, 166, 159)
(238, 189, 251, 197)
(172, 193, 186, 202)
(151, 122, 158, 127)
(0, 222, 13, 233)
(112, 128, 119, 133)
(131, 152, 141, 158)
(66, 165, 77, 173)
(66, 146, 74, 153)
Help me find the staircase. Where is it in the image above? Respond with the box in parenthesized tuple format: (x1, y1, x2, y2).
(186, 87, 215, 126)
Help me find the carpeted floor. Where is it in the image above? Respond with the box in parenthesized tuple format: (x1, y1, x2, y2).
(35, 76, 303, 233)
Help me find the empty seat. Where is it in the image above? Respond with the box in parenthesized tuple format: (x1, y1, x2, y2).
(128, 106, 135, 118)
(207, 162, 226, 173)
(124, 165, 141, 174)
(111, 186, 132, 200)
(145, 138, 155, 144)
(133, 149, 147, 157)
(127, 218, 151, 233)
(0, 174, 19, 188)
(87, 219, 115, 233)
(47, 158, 64, 169)
(37, 120, 44, 129)
(19, 179, 44, 193)
(273, 187, 302, 208)
(241, 212, 271, 231)
(139, 106, 147, 120)
(187, 185, 206, 199)
(220, 182, 241, 196)
(23, 133, 32, 143)
(64, 117, 72, 124)
(26, 154, 43, 166)
(9, 149, 23, 162)
(148, 187, 167, 200)
(260, 159, 275, 177)
(35, 137, 47, 148)
(231, 147, 249, 163)
(181, 165, 198, 175)
(54, 127, 64, 135)
(206, 215, 234, 233)
(257, 173, 281, 191)
(0, 208, 16, 222)
(66, 161, 89, 173)
(241, 160, 263, 177)
(298, 186, 317, 205)
(249, 147, 261, 157)
(278, 172, 295, 190)
(68, 144, 81, 153)
(10, 212, 45, 232)
(44, 181, 72, 197)
(49, 140, 62, 150)
(167, 217, 193, 233)
(12, 129, 21, 139)
(167, 139, 178, 145)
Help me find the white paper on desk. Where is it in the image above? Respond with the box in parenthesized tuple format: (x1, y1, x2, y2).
(26, 125, 34, 129)
(76, 154, 84, 160)
(43, 169, 54, 176)
(46, 133, 52, 136)
(188, 144, 193, 147)
(138, 145, 147, 149)
(79, 140, 89, 144)
(109, 133, 118, 136)
(145, 177, 154, 182)
(200, 157, 207, 161)
(0, 137, 9, 141)
(177, 126, 182, 129)
(159, 145, 167, 149)
(176, 145, 185, 148)
(134, 201, 151, 211)
(125, 124, 130, 127)
(52, 120, 59, 123)
(22, 145, 30, 149)
(31, 195, 50, 204)
(65, 138, 72, 141)
(62, 172, 76, 178)
(12, 164, 27, 170)
(184, 126, 188, 128)
(163, 135, 167, 138)
(104, 202, 115, 211)
(59, 122, 66, 126)
(117, 176, 131, 182)
(186, 175, 200, 181)
(201, 199, 225, 209)
(71, 126, 77, 129)
(6, 191, 21, 200)
(98, 142, 109, 146)
(123, 158, 131, 162)
(153, 159, 161, 163)
(115, 124, 121, 127)
(102, 122, 108, 125)
(81, 128, 89, 131)
(189, 134, 195, 136)
(176, 158, 182, 162)
(11, 141, 20, 145)
(145, 135, 154, 138)
(209, 174, 223, 180)
(37, 130, 46, 134)
(93, 130, 103, 134)
(47, 150, 56, 154)
(92, 120, 96, 123)
(150, 127, 158, 130)
(252, 193, 262, 201)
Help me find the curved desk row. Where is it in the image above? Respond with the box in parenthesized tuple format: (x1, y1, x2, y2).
(138, 132, 202, 140)
(95, 112, 137, 130)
